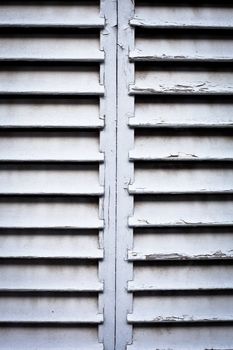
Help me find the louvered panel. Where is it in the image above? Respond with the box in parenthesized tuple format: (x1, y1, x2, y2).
(131, 4, 233, 29)
(130, 68, 233, 95)
(0, 131, 103, 162)
(127, 1, 233, 349)
(0, 35, 104, 62)
(0, 198, 103, 229)
(0, 165, 103, 195)
(0, 327, 103, 350)
(0, 66, 104, 95)
(127, 326, 233, 350)
(0, 1, 106, 348)
(128, 229, 233, 261)
(130, 166, 233, 194)
(0, 99, 104, 129)
(0, 3, 104, 28)
(130, 132, 233, 161)
(0, 295, 103, 323)
(0, 231, 103, 259)
(129, 101, 233, 128)
(128, 295, 233, 323)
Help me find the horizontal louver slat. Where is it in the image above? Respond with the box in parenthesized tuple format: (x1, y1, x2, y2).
(129, 134, 233, 161)
(129, 167, 233, 194)
(127, 326, 233, 350)
(0, 263, 103, 292)
(130, 70, 233, 95)
(0, 296, 103, 323)
(129, 199, 233, 227)
(0, 327, 103, 350)
(130, 38, 233, 62)
(0, 232, 103, 259)
(128, 230, 233, 261)
(0, 166, 103, 196)
(128, 265, 233, 291)
(0, 132, 103, 162)
(0, 100, 104, 129)
(128, 295, 233, 323)
(131, 6, 233, 29)
(0, 68, 104, 95)
(0, 199, 103, 229)
(129, 102, 233, 128)
(0, 37, 104, 62)
(0, 4, 104, 28)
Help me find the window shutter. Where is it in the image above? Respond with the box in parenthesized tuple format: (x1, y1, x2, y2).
(0, 1, 117, 349)
(118, 1, 233, 349)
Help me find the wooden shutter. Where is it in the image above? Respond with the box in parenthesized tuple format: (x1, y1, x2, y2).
(0, 1, 117, 349)
(117, 1, 233, 349)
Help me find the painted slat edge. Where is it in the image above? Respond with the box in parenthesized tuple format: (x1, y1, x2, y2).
(128, 120, 233, 129)
(130, 18, 233, 30)
(129, 52, 233, 63)
(129, 86, 233, 96)
(0, 189, 104, 196)
(128, 153, 233, 162)
(128, 251, 233, 261)
(128, 217, 233, 228)
(127, 315, 233, 324)
(127, 282, 233, 292)
(128, 185, 233, 195)
(0, 250, 104, 260)
(0, 121, 105, 130)
(0, 315, 104, 325)
(0, 285, 104, 293)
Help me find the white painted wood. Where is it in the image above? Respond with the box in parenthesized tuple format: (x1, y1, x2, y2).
(0, 199, 103, 229)
(0, 263, 103, 292)
(0, 37, 104, 62)
(131, 38, 233, 62)
(127, 326, 233, 350)
(0, 296, 102, 323)
(0, 2, 108, 350)
(131, 6, 233, 29)
(0, 100, 104, 129)
(127, 2, 233, 350)
(129, 231, 233, 261)
(128, 295, 233, 323)
(0, 68, 104, 95)
(98, 0, 117, 348)
(129, 167, 233, 194)
(0, 327, 103, 350)
(0, 167, 103, 195)
(129, 102, 233, 128)
(128, 265, 233, 291)
(129, 199, 233, 227)
(116, 0, 135, 348)
(130, 70, 233, 95)
(0, 4, 104, 28)
(0, 132, 103, 162)
(130, 134, 233, 161)
(0, 233, 103, 259)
